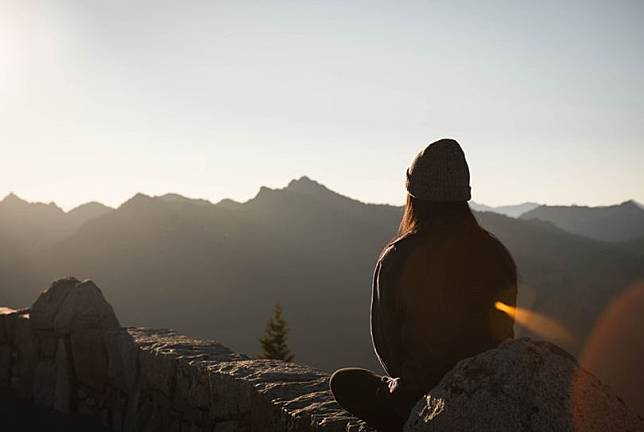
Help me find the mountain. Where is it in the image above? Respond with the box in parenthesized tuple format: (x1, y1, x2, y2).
(0, 179, 642, 409)
(469, 201, 540, 218)
(521, 201, 644, 242)
(617, 236, 644, 257)
(159, 193, 213, 206)
(67, 202, 113, 226)
(0, 194, 113, 245)
(0, 194, 113, 306)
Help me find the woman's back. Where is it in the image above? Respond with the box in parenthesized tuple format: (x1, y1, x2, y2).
(371, 222, 517, 392)
(332, 139, 519, 432)
(393, 226, 517, 388)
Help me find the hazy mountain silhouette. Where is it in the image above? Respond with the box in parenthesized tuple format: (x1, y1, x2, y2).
(67, 202, 113, 225)
(521, 201, 644, 242)
(469, 201, 540, 218)
(1, 179, 643, 391)
(0, 194, 112, 306)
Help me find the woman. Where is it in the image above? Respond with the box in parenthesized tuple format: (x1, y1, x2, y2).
(329, 138, 517, 431)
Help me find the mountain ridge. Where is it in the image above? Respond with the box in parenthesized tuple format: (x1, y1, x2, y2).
(2, 188, 639, 221)
(1, 179, 643, 365)
(521, 200, 644, 242)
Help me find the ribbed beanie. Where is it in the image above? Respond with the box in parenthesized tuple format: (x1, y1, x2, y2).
(405, 138, 471, 201)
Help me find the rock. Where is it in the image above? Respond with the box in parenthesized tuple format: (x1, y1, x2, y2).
(0, 344, 11, 387)
(139, 342, 179, 398)
(213, 420, 242, 432)
(175, 359, 211, 412)
(54, 338, 73, 413)
(13, 313, 38, 399)
(1, 293, 369, 431)
(37, 332, 58, 359)
(53, 280, 120, 334)
(70, 329, 109, 392)
(2, 309, 23, 346)
(33, 361, 56, 406)
(0, 308, 12, 344)
(404, 338, 644, 432)
(30, 277, 79, 330)
(106, 328, 139, 393)
(110, 388, 127, 432)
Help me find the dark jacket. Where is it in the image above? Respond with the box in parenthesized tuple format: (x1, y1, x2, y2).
(370, 228, 517, 393)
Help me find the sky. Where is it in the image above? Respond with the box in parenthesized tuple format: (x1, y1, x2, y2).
(1, 0, 643, 211)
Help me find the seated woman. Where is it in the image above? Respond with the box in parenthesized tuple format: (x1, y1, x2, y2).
(329, 138, 517, 431)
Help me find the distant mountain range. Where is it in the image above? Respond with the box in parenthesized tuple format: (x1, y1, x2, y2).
(1, 177, 643, 413)
(469, 201, 540, 218)
(520, 201, 644, 242)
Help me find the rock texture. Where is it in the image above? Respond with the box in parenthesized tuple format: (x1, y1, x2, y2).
(404, 338, 644, 432)
(0, 277, 371, 432)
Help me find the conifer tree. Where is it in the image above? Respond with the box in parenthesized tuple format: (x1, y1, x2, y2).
(258, 301, 294, 361)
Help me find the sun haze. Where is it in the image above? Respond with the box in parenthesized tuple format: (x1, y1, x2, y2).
(1, 1, 643, 210)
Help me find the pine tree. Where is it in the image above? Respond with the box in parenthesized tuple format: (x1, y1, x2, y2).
(258, 301, 294, 361)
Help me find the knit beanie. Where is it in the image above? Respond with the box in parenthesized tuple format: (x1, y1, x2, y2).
(405, 138, 471, 201)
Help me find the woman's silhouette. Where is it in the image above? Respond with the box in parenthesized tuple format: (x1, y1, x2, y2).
(329, 138, 517, 431)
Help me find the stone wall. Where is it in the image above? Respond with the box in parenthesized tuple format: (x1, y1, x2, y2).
(0, 277, 369, 432)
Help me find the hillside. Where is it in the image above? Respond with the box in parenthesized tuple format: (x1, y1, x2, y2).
(1, 179, 643, 380)
(521, 201, 644, 242)
(616, 235, 644, 257)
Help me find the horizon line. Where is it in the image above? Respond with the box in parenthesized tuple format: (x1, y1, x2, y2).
(1, 176, 641, 213)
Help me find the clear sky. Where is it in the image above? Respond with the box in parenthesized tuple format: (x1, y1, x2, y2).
(1, 0, 643, 211)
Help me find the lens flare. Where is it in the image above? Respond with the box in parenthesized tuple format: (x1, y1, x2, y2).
(574, 282, 644, 420)
(495, 301, 573, 344)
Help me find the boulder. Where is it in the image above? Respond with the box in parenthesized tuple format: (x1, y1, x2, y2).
(70, 329, 109, 392)
(53, 280, 120, 334)
(30, 277, 79, 330)
(404, 338, 644, 432)
(54, 338, 73, 413)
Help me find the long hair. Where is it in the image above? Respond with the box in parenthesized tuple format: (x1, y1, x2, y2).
(381, 195, 517, 286)
(396, 194, 479, 238)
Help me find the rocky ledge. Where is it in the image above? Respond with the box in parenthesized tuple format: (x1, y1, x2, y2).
(1, 277, 642, 432)
(0, 277, 370, 431)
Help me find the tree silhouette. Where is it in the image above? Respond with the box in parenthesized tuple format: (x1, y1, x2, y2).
(258, 301, 294, 361)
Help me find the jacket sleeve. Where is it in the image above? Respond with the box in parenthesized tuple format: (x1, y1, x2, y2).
(488, 238, 518, 342)
(370, 246, 408, 378)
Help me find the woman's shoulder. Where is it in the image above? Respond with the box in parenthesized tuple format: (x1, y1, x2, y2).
(378, 232, 426, 266)
(476, 229, 517, 279)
